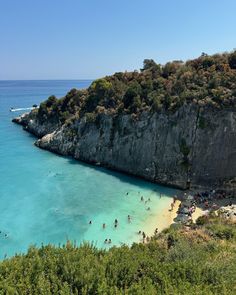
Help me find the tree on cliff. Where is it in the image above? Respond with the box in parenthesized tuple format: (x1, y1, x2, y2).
(36, 50, 236, 124)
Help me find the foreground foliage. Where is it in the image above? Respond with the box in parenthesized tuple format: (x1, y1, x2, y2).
(0, 216, 235, 294)
(36, 51, 236, 125)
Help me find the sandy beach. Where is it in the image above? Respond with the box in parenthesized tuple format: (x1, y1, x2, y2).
(192, 206, 205, 222)
(142, 199, 181, 239)
(142, 195, 210, 242)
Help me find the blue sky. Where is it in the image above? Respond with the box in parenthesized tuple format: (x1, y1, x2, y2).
(1, 0, 235, 80)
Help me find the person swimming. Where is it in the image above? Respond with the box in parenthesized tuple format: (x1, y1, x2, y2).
(108, 239, 112, 244)
(89, 220, 92, 225)
(104, 239, 108, 244)
(128, 215, 131, 222)
(102, 223, 106, 229)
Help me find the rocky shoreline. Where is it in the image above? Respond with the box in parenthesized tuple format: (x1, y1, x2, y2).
(12, 102, 236, 191)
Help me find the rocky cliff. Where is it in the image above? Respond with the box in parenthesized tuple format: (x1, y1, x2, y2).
(12, 52, 236, 190)
(13, 103, 236, 190)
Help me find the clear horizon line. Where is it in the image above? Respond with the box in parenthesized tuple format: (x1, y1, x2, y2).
(0, 78, 95, 81)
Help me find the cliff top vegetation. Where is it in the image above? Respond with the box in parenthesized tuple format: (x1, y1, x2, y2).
(36, 51, 236, 124)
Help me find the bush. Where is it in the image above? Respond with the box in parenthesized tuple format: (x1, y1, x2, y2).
(196, 215, 208, 225)
(228, 51, 236, 69)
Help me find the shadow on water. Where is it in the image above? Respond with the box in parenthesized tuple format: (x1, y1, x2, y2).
(66, 157, 178, 197)
(12, 125, 178, 198)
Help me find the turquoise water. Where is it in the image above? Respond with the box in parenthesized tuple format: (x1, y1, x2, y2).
(0, 80, 176, 258)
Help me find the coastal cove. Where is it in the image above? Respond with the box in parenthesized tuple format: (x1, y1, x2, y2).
(0, 80, 177, 258)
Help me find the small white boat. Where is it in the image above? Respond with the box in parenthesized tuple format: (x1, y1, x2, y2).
(10, 106, 38, 112)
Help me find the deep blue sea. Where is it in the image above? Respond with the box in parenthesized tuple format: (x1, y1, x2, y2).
(0, 80, 176, 258)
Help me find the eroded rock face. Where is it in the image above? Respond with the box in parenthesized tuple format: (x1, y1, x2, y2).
(12, 111, 60, 138)
(13, 104, 236, 190)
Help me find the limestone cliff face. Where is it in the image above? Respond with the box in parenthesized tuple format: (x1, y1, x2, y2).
(13, 104, 236, 190)
(12, 111, 60, 138)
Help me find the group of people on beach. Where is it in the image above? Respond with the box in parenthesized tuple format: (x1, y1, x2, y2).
(194, 189, 233, 208)
(88, 190, 165, 245)
(175, 189, 235, 224)
(137, 227, 158, 243)
(87, 191, 157, 245)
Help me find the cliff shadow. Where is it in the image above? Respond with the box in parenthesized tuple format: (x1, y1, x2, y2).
(66, 157, 178, 198)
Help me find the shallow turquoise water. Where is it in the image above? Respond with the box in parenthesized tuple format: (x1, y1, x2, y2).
(0, 80, 176, 258)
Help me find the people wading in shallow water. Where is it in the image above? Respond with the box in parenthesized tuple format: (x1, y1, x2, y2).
(114, 219, 118, 228)
(104, 238, 112, 244)
(102, 223, 106, 229)
(128, 215, 131, 223)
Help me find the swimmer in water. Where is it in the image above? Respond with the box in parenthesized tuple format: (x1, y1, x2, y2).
(104, 239, 108, 244)
(89, 220, 92, 225)
(103, 223, 106, 229)
(128, 215, 131, 222)
(108, 239, 112, 244)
